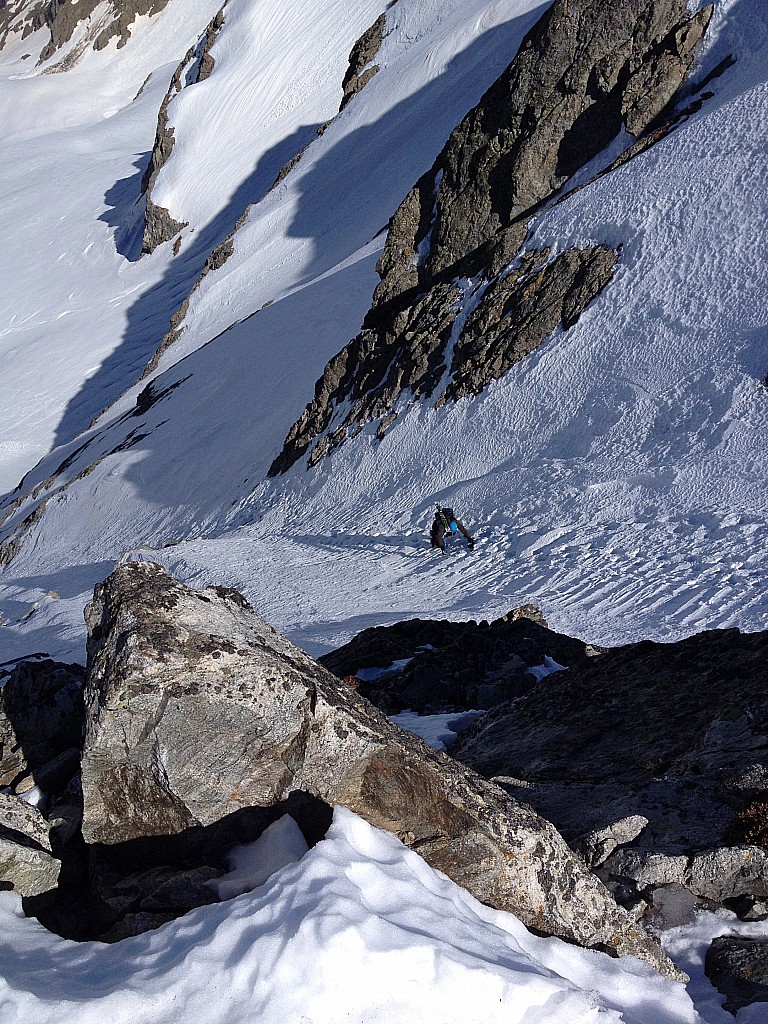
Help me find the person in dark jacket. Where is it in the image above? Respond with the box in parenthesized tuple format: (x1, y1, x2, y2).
(430, 506, 474, 554)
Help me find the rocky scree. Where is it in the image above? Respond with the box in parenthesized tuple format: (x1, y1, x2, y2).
(451, 626, 768, 928)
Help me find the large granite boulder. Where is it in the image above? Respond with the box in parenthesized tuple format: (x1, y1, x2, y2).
(80, 561, 679, 976)
(453, 627, 768, 917)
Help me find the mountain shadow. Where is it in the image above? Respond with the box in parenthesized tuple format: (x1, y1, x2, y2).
(52, 122, 323, 450)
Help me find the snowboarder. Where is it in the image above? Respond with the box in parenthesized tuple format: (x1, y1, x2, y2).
(430, 505, 474, 554)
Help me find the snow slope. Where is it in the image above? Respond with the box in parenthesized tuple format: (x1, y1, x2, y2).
(1, 0, 765, 665)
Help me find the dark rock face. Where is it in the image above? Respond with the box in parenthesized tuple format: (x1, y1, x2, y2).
(79, 562, 678, 975)
(270, 0, 711, 474)
(340, 13, 386, 111)
(0, 659, 85, 897)
(320, 604, 604, 714)
(383, 0, 711, 290)
(452, 627, 768, 916)
(271, 243, 618, 472)
(706, 936, 768, 1014)
(0, 659, 85, 795)
(141, 8, 226, 255)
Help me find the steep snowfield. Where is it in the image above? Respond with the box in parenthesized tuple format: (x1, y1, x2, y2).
(0, 0, 224, 489)
(0, 0, 765, 665)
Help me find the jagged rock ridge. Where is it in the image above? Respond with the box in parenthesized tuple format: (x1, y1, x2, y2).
(340, 12, 386, 111)
(141, 7, 226, 255)
(320, 603, 605, 713)
(270, 0, 712, 474)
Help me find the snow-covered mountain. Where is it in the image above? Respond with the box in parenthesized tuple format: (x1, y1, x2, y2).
(1, 0, 766, 670)
(0, 0, 767, 1018)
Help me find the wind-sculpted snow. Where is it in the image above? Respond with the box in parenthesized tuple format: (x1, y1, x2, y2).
(0, 807, 715, 1024)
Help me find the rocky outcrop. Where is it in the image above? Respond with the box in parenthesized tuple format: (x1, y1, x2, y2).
(8, 0, 173, 67)
(320, 604, 604, 714)
(270, 0, 711, 474)
(706, 937, 768, 1014)
(452, 627, 768, 919)
(0, 829, 60, 897)
(340, 13, 386, 111)
(78, 561, 678, 976)
(271, 243, 619, 472)
(141, 9, 226, 255)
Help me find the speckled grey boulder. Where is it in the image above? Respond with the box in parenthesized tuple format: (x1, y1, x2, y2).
(80, 562, 681, 978)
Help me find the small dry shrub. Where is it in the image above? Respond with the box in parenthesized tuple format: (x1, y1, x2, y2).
(726, 792, 768, 848)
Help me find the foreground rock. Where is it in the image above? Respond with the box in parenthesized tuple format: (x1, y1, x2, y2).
(705, 936, 768, 1014)
(81, 561, 678, 975)
(0, 658, 84, 796)
(0, 792, 60, 896)
(0, 659, 84, 897)
(453, 627, 768, 919)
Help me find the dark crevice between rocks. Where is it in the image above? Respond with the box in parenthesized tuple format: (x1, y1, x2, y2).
(24, 790, 333, 942)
